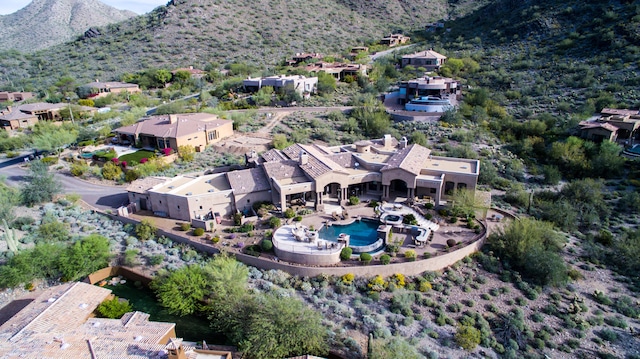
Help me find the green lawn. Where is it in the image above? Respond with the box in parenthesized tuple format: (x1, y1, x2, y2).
(118, 150, 156, 164)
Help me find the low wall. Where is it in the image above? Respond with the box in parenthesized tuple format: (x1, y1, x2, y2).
(85, 266, 154, 286)
(101, 211, 487, 278)
(274, 246, 342, 266)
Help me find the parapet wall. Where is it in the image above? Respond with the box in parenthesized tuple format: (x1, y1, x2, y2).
(85, 266, 154, 286)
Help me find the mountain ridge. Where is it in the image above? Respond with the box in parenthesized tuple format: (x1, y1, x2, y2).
(0, 0, 136, 52)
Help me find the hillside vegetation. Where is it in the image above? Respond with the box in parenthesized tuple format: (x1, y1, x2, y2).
(0, 0, 486, 89)
(0, 0, 136, 52)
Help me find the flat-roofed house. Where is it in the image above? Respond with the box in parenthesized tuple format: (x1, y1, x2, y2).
(113, 113, 233, 151)
(243, 75, 318, 95)
(401, 50, 447, 70)
(0, 91, 34, 102)
(127, 134, 479, 222)
(78, 80, 141, 99)
(380, 34, 410, 47)
(14, 102, 66, 121)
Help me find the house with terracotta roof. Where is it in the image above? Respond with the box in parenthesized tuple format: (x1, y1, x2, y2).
(380, 34, 410, 47)
(401, 50, 447, 70)
(78, 80, 141, 99)
(12, 102, 67, 121)
(0, 282, 233, 359)
(113, 113, 233, 152)
(0, 106, 38, 130)
(286, 53, 323, 66)
(127, 135, 479, 222)
(578, 108, 640, 143)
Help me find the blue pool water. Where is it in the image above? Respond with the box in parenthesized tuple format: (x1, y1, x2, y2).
(319, 218, 380, 246)
(628, 145, 640, 155)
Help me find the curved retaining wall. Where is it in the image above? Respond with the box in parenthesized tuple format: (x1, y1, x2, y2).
(101, 211, 488, 278)
(84, 266, 155, 285)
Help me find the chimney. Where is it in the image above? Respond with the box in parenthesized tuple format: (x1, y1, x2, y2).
(169, 114, 177, 124)
(383, 134, 393, 148)
(400, 137, 408, 149)
(299, 150, 309, 165)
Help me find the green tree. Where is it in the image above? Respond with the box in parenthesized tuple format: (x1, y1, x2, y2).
(410, 131, 427, 147)
(252, 86, 274, 106)
(58, 234, 111, 281)
(214, 294, 328, 359)
(455, 325, 481, 350)
(151, 264, 209, 316)
(135, 219, 157, 241)
(0, 179, 19, 223)
(31, 122, 79, 154)
(172, 70, 192, 86)
(54, 76, 77, 97)
(154, 69, 172, 87)
(21, 161, 62, 206)
(350, 101, 390, 138)
(317, 72, 337, 95)
(487, 218, 567, 286)
(591, 141, 624, 178)
(96, 297, 132, 319)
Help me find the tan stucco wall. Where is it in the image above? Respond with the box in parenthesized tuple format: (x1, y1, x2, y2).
(175, 132, 208, 150)
(381, 168, 417, 187)
(206, 121, 234, 144)
(273, 247, 342, 266)
(234, 191, 273, 213)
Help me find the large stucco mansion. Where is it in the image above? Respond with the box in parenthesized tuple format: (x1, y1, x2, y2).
(127, 135, 479, 222)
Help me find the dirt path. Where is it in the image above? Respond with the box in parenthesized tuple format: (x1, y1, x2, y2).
(257, 111, 291, 134)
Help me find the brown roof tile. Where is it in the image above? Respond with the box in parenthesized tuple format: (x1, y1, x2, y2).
(115, 113, 231, 139)
(226, 168, 271, 194)
(381, 144, 432, 175)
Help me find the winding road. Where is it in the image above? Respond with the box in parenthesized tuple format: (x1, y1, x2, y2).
(1, 160, 128, 211)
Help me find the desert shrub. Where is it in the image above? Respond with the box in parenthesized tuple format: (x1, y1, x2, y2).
(293, 215, 303, 222)
(404, 249, 416, 261)
(612, 295, 640, 318)
(192, 228, 205, 236)
(380, 254, 391, 265)
(348, 196, 360, 205)
(368, 275, 386, 292)
(284, 208, 296, 218)
(340, 247, 353, 260)
(149, 254, 164, 265)
(123, 249, 139, 266)
(605, 316, 628, 329)
(261, 239, 273, 252)
(593, 290, 613, 305)
(419, 281, 432, 292)
(101, 161, 123, 180)
(135, 219, 156, 240)
(179, 222, 191, 231)
(597, 329, 618, 342)
(531, 313, 544, 322)
(233, 212, 243, 226)
(455, 325, 481, 350)
(70, 162, 89, 176)
(269, 216, 281, 228)
(447, 239, 457, 247)
(360, 253, 372, 264)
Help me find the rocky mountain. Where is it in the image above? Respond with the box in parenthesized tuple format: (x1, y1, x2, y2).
(0, 0, 487, 88)
(0, 0, 136, 52)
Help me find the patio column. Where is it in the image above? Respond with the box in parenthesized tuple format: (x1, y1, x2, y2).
(407, 187, 414, 199)
(382, 185, 389, 199)
(280, 191, 287, 213)
(342, 188, 348, 203)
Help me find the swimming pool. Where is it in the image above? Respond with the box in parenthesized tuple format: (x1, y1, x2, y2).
(627, 144, 640, 155)
(319, 218, 384, 253)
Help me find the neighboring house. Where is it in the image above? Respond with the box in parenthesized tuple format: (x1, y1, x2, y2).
(0, 106, 38, 130)
(401, 49, 447, 70)
(128, 135, 479, 222)
(578, 108, 640, 143)
(398, 76, 460, 102)
(14, 102, 66, 121)
(425, 21, 445, 32)
(243, 75, 318, 95)
(286, 52, 323, 66)
(0, 91, 34, 102)
(172, 66, 207, 79)
(0, 282, 233, 358)
(348, 46, 369, 60)
(113, 113, 233, 152)
(304, 62, 368, 81)
(380, 34, 410, 47)
(78, 80, 141, 99)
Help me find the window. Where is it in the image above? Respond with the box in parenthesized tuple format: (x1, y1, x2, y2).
(457, 183, 467, 190)
(444, 181, 455, 195)
(199, 206, 203, 210)
(177, 205, 180, 209)
(430, 188, 436, 193)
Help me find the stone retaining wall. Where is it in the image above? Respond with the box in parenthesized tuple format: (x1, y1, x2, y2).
(84, 266, 154, 286)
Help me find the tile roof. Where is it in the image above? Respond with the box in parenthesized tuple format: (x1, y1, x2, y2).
(114, 113, 230, 139)
(0, 109, 37, 121)
(261, 149, 287, 162)
(16, 102, 65, 113)
(579, 121, 619, 132)
(226, 168, 271, 195)
(282, 144, 349, 179)
(402, 50, 447, 59)
(381, 144, 432, 175)
(262, 160, 307, 181)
